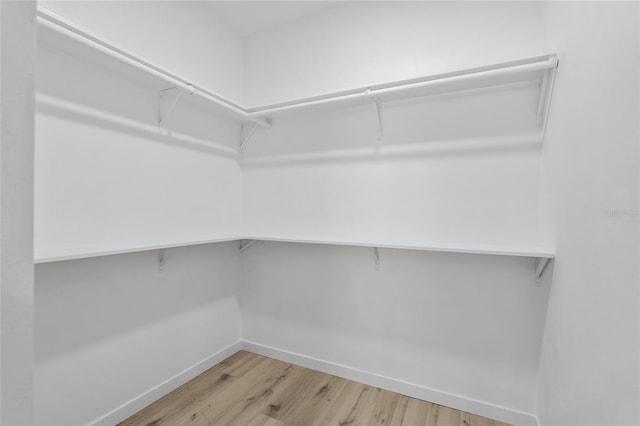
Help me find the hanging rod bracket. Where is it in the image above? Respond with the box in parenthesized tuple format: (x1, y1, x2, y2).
(239, 239, 258, 253)
(240, 119, 270, 152)
(159, 84, 195, 128)
(537, 56, 559, 135)
(536, 69, 550, 125)
(365, 88, 383, 139)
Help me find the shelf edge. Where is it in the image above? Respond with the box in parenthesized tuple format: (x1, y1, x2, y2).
(243, 236, 555, 259)
(35, 236, 554, 264)
(34, 237, 241, 264)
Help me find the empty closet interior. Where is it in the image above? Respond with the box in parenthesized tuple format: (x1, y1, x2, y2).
(31, 2, 639, 426)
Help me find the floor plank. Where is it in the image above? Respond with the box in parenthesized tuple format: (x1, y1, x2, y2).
(309, 379, 366, 426)
(119, 351, 512, 426)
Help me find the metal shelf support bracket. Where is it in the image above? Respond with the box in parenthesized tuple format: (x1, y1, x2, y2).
(240, 119, 271, 152)
(537, 56, 559, 134)
(159, 84, 195, 128)
(373, 247, 380, 270)
(239, 239, 258, 253)
(158, 249, 167, 273)
(365, 89, 383, 139)
(535, 257, 550, 281)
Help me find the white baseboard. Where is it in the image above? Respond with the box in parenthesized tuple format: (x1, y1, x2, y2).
(89, 340, 243, 426)
(242, 341, 538, 426)
(87, 340, 538, 426)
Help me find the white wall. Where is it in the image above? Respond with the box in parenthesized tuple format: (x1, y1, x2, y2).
(245, 1, 548, 106)
(241, 1, 549, 251)
(34, 6, 246, 424)
(240, 3, 554, 421)
(240, 242, 549, 422)
(538, 2, 640, 425)
(35, 242, 242, 426)
(0, 1, 36, 424)
(35, 23, 243, 261)
(39, 0, 246, 104)
(242, 123, 544, 250)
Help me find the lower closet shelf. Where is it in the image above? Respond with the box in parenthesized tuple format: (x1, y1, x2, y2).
(242, 235, 554, 259)
(34, 235, 554, 264)
(33, 237, 241, 264)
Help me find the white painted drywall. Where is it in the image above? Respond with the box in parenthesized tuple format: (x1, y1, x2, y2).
(34, 14, 247, 424)
(35, 242, 242, 425)
(0, 1, 36, 424)
(240, 242, 549, 418)
(35, 27, 243, 261)
(206, 1, 340, 37)
(241, 1, 548, 252)
(242, 129, 544, 251)
(537, 2, 640, 425)
(244, 1, 548, 106)
(33, 7, 247, 423)
(39, 0, 246, 103)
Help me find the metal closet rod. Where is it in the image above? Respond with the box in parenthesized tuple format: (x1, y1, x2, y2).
(247, 56, 558, 117)
(37, 6, 556, 126)
(36, 7, 270, 128)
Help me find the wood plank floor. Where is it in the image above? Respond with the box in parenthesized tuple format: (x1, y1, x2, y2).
(120, 351, 511, 426)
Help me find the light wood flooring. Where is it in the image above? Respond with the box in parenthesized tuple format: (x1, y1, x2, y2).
(120, 351, 511, 426)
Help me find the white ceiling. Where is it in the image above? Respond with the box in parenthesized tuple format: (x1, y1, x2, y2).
(206, 1, 343, 37)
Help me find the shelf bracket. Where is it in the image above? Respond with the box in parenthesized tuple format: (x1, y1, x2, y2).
(240, 119, 271, 152)
(158, 249, 167, 273)
(535, 257, 551, 281)
(239, 239, 258, 253)
(365, 89, 383, 139)
(240, 123, 259, 152)
(159, 84, 195, 128)
(536, 70, 550, 126)
(536, 56, 559, 135)
(373, 247, 380, 270)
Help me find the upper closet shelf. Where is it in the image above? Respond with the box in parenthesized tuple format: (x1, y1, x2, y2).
(247, 55, 558, 126)
(38, 6, 558, 149)
(36, 8, 270, 129)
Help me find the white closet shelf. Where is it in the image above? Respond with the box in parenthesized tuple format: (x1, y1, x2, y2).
(35, 235, 554, 264)
(37, 6, 558, 146)
(239, 236, 554, 259)
(34, 237, 242, 264)
(36, 7, 269, 129)
(247, 55, 558, 120)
